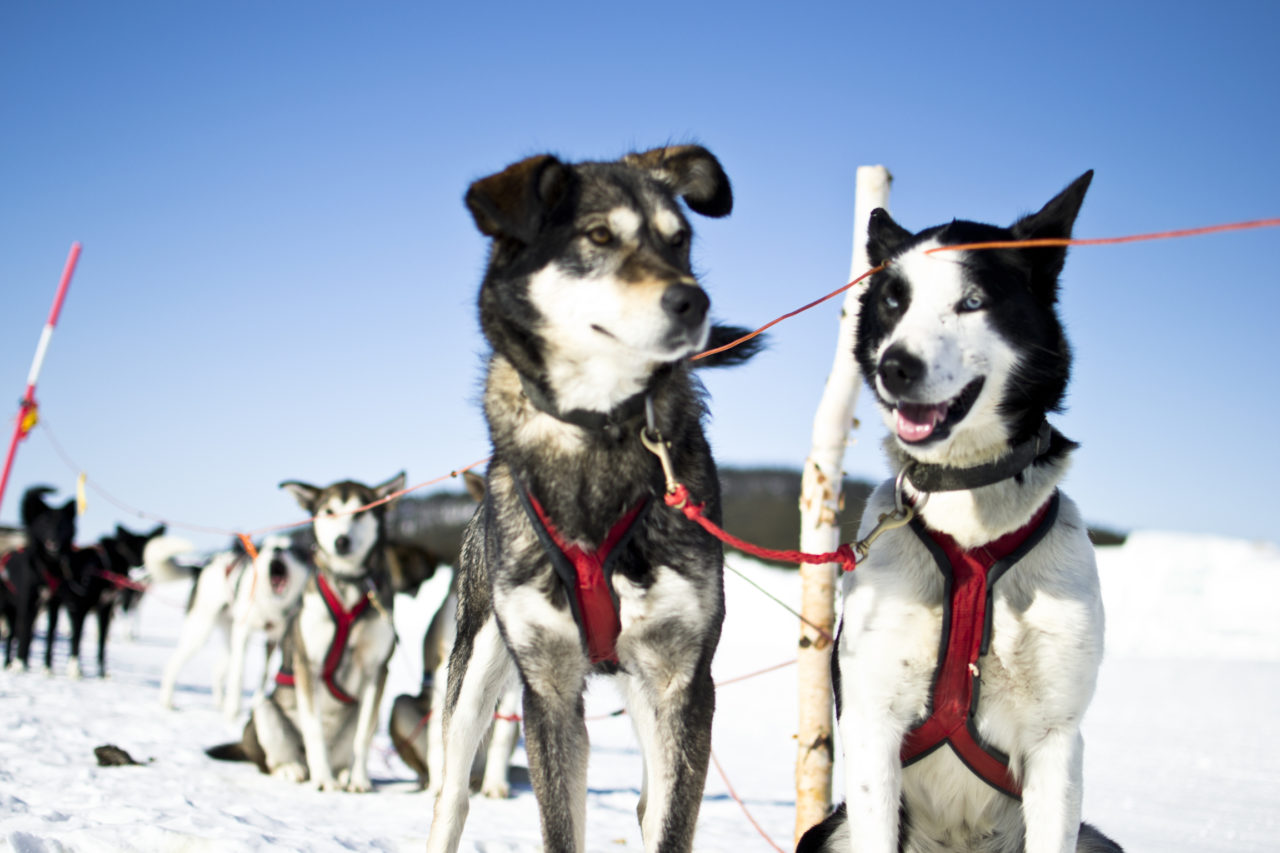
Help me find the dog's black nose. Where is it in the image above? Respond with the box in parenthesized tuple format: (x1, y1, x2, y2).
(661, 283, 709, 329)
(334, 535, 352, 556)
(879, 344, 927, 397)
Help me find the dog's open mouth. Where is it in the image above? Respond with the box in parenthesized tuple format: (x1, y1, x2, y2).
(269, 558, 289, 595)
(894, 378, 985, 444)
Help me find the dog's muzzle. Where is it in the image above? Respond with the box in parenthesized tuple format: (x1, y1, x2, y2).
(661, 283, 709, 331)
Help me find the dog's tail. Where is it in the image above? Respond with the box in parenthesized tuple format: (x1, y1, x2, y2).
(205, 741, 251, 762)
(695, 324, 765, 369)
(142, 535, 197, 584)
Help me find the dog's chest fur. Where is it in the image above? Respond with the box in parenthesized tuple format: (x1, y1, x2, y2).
(840, 477, 1105, 841)
(296, 575, 395, 696)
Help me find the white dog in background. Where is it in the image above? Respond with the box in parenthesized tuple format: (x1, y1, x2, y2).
(158, 535, 309, 717)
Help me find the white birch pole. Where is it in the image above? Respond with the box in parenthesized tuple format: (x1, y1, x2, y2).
(794, 166, 891, 843)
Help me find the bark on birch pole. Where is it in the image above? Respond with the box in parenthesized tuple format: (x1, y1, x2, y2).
(794, 166, 891, 842)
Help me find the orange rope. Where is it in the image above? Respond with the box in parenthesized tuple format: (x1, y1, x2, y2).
(925, 216, 1280, 255)
(692, 265, 884, 361)
(694, 215, 1280, 362)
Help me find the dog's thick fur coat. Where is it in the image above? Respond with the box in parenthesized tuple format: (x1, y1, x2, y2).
(207, 473, 403, 793)
(798, 173, 1123, 853)
(426, 146, 753, 853)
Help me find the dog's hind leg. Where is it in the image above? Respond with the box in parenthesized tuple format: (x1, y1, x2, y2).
(479, 681, 521, 798)
(65, 604, 89, 679)
(95, 599, 113, 677)
(253, 695, 307, 782)
(426, 614, 516, 853)
(222, 615, 253, 720)
(158, 606, 223, 708)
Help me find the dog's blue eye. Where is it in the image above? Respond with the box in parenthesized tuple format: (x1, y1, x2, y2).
(883, 293, 900, 310)
(960, 294, 984, 312)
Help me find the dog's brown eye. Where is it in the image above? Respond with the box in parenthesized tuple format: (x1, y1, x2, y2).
(586, 226, 613, 246)
(669, 229, 688, 249)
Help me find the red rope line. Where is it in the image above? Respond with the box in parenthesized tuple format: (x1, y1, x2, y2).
(711, 748, 786, 853)
(666, 485, 859, 574)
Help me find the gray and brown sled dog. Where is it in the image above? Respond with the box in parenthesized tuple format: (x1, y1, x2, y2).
(425, 145, 759, 853)
(208, 472, 407, 792)
(797, 174, 1122, 853)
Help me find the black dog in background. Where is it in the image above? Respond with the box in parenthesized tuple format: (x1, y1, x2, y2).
(1, 484, 164, 675)
(60, 522, 166, 677)
(3, 486, 76, 671)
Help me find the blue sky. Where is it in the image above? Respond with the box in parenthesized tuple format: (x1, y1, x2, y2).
(2, 2, 1277, 550)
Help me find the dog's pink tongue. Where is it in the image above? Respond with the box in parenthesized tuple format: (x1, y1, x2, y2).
(896, 402, 948, 442)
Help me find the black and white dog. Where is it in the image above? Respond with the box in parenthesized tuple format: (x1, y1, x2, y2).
(798, 173, 1122, 853)
(425, 146, 757, 852)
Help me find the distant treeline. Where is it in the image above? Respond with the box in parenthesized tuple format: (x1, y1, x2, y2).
(385, 466, 1127, 567)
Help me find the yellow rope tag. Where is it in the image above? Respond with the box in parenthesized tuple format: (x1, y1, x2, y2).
(19, 405, 39, 436)
(76, 471, 88, 516)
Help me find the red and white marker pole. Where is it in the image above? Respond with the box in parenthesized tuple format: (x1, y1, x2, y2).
(0, 243, 82, 517)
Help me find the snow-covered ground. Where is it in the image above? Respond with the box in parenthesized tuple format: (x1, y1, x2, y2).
(2, 532, 1278, 852)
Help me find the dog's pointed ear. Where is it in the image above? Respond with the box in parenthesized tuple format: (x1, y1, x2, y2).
(462, 470, 485, 502)
(374, 471, 407, 503)
(279, 480, 321, 513)
(465, 154, 571, 244)
(624, 145, 732, 218)
(20, 485, 56, 526)
(149, 523, 167, 538)
(1011, 170, 1094, 295)
(866, 208, 913, 267)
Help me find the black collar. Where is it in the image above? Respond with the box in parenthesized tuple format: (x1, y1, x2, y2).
(519, 373, 651, 442)
(904, 421, 1054, 493)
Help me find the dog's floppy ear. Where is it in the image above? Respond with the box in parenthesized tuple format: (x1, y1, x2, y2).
(1011, 170, 1094, 297)
(374, 471, 407, 503)
(466, 154, 570, 244)
(866, 208, 913, 267)
(279, 480, 322, 513)
(624, 145, 733, 218)
(461, 470, 485, 502)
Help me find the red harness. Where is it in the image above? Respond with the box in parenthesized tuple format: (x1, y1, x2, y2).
(899, 492, 1059, 800)
(275, 572, 370, 704)
(520, 489, 647, 666)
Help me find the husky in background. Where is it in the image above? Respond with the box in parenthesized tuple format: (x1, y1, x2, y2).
(426, 145, 759, 853)
(797, 173, 1122, 853)
(158, 535, 309, 714)
(208, 473, 404, 793)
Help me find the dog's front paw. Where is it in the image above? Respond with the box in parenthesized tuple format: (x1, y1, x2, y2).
(314, 774, 342, 792)
(272, 762, 308, 784)
(344, 775, 374, 794)
(480, 778, 510, 799)
(66, 659, 82, 680)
